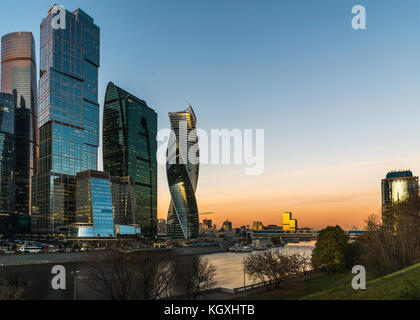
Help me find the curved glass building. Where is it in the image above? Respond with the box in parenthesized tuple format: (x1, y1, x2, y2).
(103, 82, 157, 236)
(166, 105, 199, 239)
(1, 32, 37, 232)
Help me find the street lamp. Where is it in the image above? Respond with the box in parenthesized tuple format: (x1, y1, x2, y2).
(70, 270, 80, 300)
(242, 256, 246, 297)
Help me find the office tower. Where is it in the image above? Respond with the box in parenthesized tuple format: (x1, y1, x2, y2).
(381, 170, 419, 218)
(0, 93, 15, 235)
(166, 105, 199, 239)
(75, 170, 114, 237)
(1, 32, 37, 232)
(32, 7, 100, 233)
(252, 221, 263, 230)
(103, 82, 157, 236)
(222, 220, 232, 231)
(202, 218, 212, 229)
(283, 212, 297, 231)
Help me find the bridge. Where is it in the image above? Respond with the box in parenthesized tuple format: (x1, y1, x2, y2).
(251, 230, 366, 241)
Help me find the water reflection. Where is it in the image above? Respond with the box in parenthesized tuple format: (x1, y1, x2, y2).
(201, 242, 315, 289)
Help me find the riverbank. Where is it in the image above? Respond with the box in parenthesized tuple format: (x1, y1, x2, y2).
(0, 246, 228, 267)
(237, 262, 420, 300)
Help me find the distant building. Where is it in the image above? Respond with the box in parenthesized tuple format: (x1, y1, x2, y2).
(252, 221, 263, 230)
(382, 170, 419, 222)
(264, 224, 282, 231)
(157, 219, 167, 235)
(203, 218, 212, 229)
(283, 212, 297, 231)
(222, 220, 232, 231)
(382, 170, 418, 206)
(0, 93, 15, 235)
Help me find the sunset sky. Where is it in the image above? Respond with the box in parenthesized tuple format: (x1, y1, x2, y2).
(2, 0, 420, 229)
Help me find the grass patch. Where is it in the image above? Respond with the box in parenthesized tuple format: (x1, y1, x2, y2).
(240, 272, 353, 300)
(302, 263, 420, 300)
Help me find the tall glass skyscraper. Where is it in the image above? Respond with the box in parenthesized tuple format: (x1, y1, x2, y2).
(381, 170, 419, 222)
(166, 105, 199, 239)
(32, 7, 100, 233)
(0, 93, 15, 235)
(103, 82, 157, 236)
(1, 32, 37, 233)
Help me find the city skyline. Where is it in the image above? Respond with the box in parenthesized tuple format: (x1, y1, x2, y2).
(1, 1, 420, 229)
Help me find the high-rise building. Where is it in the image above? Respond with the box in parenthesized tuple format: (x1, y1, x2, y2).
(283, 212, 297, 231)
(32, 7, 100, 233)
(1, 32, 38, 233)
(381, 170, 419, 217)
(222, 220, 232, 231)
(103, 82, 157, 236)
(0, 93, 15, 235)
(252, 221, 263, 230)
(202, 218, 212, 229)
(166, 105, 199, 239)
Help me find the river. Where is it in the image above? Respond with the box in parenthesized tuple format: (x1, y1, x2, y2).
(0, 242, 314, 299)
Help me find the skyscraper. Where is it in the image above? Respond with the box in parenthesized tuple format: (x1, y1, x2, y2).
(283, 212, 297, 231)
(32, 7, 100, 233)
(0, 93, 15, 235)
(1, 32, 37, 233)
(103, 82, 157, 236)
(381, 170, 419, 217)
(166, 105, 199, 239)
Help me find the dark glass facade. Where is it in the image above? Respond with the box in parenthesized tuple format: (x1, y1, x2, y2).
(110, 176, 137, 227)
(32, 7, 100, 233)
(166, 105, 199, 239)
(103, 82, 157, 236)
(1, 32, 38, 233)
(0, 93, 15, 235)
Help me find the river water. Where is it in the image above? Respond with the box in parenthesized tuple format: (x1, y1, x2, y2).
(0, 242, 314, 299)
(201, 242, 315, 289)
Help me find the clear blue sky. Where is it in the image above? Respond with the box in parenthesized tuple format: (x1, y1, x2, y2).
(1, 0, 420, 228)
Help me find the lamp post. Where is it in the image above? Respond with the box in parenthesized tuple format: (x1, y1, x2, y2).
(242, 256, 246, 297)
(70, 270, 80, 300)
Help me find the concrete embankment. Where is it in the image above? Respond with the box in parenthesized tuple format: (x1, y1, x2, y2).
(0, 246, 228, 267)
(172, 246, 228, 256)
(0, 252, 99, 267)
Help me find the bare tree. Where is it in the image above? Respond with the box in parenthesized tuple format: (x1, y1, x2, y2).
(0, 279, 27, 300)
(244, 251, 310, 289)
(174, 255, 217, 300)
(86, 249, 177, 300)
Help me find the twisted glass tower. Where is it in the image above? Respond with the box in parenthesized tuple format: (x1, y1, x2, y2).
(1, 32, 37, 233)
(166, 105, 199, 239)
